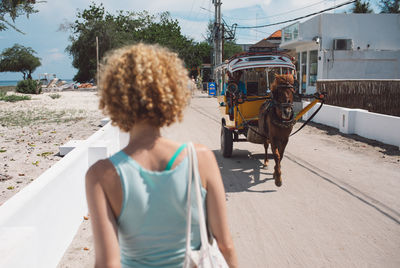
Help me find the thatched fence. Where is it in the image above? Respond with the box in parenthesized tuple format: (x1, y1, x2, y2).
(317, 80, 400, 117)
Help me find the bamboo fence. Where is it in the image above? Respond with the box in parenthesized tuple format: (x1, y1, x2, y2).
(317, 80, 400, 117)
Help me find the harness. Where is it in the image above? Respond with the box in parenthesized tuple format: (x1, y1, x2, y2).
(236, 89, 325, 139)
(270, 99, 296, 129)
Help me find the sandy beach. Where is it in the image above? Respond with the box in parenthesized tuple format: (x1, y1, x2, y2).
(0, 90, 103, 205)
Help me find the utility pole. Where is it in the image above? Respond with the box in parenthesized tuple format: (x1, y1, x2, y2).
(96, 36, 99, 85)
(213, 0, 222, 69)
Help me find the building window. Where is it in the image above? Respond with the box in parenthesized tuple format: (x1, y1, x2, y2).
(301, 51, 307, 93)
(283, 23, 299, 42)
(309, 50, 318, 86)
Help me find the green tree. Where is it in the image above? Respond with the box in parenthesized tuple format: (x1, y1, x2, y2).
(223, 41, 242, 60)
(0, 44, 41, 79)
(64, 3, 201, 82)
(195, 42, 212, 64)
(379, 0, 400, 13)
(351, 0, 374, 13)
(0, 0, 37, 33)
(204, 21, 243, 61)
(205, 20, 214, 45)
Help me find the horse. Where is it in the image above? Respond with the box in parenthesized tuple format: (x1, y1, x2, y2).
(258, 74, 296, 187)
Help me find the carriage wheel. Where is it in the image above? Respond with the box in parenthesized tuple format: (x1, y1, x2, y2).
(221, 122, 233, 158)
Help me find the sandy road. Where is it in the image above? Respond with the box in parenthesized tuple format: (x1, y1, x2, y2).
(60, 91, 400, 267)
(164, 92, 400, 267)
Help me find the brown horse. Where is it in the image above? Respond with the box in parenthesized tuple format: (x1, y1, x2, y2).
(258, 74, 296, 187)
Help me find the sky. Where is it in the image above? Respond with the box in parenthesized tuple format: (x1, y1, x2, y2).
(0, 0, 381, 81)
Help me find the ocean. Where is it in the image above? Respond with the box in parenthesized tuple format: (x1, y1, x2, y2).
(0, 80, 19, 86)
(0, 79, 74, 86)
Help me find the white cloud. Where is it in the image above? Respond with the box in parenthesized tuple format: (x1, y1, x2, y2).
(48, 48, 60, 53)
(223, 0, 271, 10)
(101, 0, 207, 13)
(176, 17, 209, 42)
(36, 0, 92, 20)
(48, 52, 65, 61)
(41, 48, 66, 65)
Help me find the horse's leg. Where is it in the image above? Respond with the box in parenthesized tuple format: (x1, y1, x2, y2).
(263, 141, 269, 167)
(274, 138, 289, 187)
(271, 139, 282, 187)
(279, 138, 289, 161)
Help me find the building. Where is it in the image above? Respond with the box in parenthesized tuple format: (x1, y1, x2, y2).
(249, 30, 294, 55)
(280, 14, 400, 93)
(236, 44, 252, 52)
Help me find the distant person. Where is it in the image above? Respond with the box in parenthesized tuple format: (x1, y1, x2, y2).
(188, 75, 196, 97)
(221, 70, 246, 95)
(85, 43, 238, 268)
(221, 70, 246, 120)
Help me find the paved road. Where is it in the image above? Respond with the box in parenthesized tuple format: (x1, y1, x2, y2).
(59, 91, 400, 267)
(164, 92, 400, 267)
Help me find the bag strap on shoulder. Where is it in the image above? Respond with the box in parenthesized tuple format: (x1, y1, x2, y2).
(186, 142, 209, 250)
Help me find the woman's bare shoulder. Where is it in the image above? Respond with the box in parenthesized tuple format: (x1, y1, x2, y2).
(86, 159, 118, 185)
(193, 143, 216, 160)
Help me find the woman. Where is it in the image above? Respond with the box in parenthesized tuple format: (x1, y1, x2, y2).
(86, 43, 238, 268)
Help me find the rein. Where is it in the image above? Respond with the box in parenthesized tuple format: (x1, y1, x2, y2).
(289, 98, 325, 137)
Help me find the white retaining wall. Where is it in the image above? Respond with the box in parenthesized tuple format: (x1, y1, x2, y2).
(303, 101, 400, 149)
(0, 121, 129, 268)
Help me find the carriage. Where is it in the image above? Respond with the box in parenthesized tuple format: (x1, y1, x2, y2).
(217, 52, 295, 157)
(216, 52, 324, 158)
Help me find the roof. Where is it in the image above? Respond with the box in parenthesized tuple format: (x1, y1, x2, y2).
(226, 53, 295, 73)
(250, 39, 279, 49)
(267, 30, 281, 40)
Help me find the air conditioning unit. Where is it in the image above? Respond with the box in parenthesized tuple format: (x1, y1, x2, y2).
(333, 39, 353, 50)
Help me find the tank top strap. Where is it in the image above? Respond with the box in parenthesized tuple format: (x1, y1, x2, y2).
(165, 143, 188, 171)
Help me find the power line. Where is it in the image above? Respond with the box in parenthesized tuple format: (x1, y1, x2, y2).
(236, 0, 356, 29)
(187, 0, 196, 20)
(224, 0, 331, 21)
(184, 0, 208, 36)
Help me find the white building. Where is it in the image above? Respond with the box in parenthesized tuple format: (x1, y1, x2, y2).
(280, 14, 400, 93)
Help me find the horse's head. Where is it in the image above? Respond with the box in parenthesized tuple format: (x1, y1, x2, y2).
(271, 74, 295, 121)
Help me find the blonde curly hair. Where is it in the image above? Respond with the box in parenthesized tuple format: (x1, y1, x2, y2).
(99, 43, 190, 132)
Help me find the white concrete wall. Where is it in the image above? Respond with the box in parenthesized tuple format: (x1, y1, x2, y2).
(303, 102, 341, 130)
(319, 14, 400, 51)
(303, 101, 400, 149)
(322, 49, 400, 80)
(0, 122, 129, 268)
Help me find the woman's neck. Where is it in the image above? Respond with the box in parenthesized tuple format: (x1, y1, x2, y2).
(128, 122, 161, 149)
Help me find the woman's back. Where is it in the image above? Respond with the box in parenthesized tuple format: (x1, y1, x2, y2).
(109, 148, 206, 267)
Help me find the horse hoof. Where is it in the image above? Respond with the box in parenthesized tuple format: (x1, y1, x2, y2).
(274, 174, 282, 187)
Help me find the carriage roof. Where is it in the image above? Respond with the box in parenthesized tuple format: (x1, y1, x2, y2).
(225, 53, 295, 74)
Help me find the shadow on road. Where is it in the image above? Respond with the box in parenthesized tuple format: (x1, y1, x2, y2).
(213, 149, 277, 194)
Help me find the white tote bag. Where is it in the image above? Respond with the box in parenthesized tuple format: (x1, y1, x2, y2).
(183, 142, 229, 268)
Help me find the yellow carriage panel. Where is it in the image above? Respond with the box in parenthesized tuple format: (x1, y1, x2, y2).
(234, 97, 267, 130)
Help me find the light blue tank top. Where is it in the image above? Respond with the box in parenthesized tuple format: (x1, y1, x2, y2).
(109, 148, 207, 268)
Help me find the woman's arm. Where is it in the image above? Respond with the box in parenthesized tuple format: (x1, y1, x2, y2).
(86, 161, 121, 268)
(196, 145, 239, 268)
